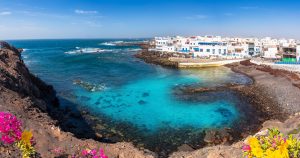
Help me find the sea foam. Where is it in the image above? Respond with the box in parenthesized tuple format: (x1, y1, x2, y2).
(65, 47, 113, 54)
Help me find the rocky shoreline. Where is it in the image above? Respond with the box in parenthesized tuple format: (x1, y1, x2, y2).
(2, 41, 300, 158)
(134, 51, 179, 68)
(135, 44, 300, 157)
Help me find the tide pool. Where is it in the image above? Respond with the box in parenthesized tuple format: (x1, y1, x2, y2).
(77, 70, 240, 132)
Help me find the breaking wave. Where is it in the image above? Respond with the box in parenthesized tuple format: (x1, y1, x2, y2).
(65, 47, 114, 54)
(99, 41, 124, 46)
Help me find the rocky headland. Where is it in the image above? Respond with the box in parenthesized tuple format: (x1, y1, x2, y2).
(0, 41, 155, 158)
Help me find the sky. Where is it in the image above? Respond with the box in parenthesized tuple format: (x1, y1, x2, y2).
(0, 0, 300, 39)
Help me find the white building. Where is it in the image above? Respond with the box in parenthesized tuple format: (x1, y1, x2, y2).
(154, 37, 176, 52)
(297, 45, 300, 62)
(263, 46, 278, 59)
(192, 42, 227, 58)
(153, 36, 298, 59)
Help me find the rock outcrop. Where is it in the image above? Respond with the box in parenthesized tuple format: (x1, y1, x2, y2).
(0, 41, 59, 111)
(170, 114, 300, 158)
(135, 51, 179, 68)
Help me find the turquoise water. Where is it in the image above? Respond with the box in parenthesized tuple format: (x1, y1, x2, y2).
(9, 39, 254, 155)
(78, 69, 241, 131)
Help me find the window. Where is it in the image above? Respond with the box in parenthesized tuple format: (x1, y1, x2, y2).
(200, 49, 203, 52)
(219, 49, 221, 54)
(212, 49, 215, 54)
(206, 49, 210, 52)
(224, 49, 227, 54)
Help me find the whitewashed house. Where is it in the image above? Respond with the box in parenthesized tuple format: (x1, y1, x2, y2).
(154, 37, 176, 52)
(192, 42, 227, 58)
(297, 45, 300, 62)
(153, 36, 298, 60)
(263, 46, 278, 59)
(227, 43, 248, 58)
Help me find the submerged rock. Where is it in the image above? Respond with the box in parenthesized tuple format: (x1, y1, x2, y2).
(215, 107, 232, 118)
(73, 79, 106, 92)
(138, 100, 147, 105)
(142, 92, 150, 97)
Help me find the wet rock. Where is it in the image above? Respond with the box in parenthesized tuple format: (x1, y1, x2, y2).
(95, 132, 103, 138)
(177, 144, 194, 152)
(134, 51, 179, 68)
(73, 80, 106, 92)
(204, 129, 233, 145)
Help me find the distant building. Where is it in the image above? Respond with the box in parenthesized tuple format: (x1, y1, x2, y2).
(297, 45, 300, 62)
(263, 46, 278, 59)
(192, 42, 227, 58)
(153, 36, 298, 59)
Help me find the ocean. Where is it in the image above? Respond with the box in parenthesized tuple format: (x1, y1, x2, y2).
(9, 39, 256, 156)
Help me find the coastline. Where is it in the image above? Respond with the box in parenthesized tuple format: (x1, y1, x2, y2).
(1, 41, 300, 158)
(170, 60, 300, 158)
(135, 46, 300, 157)
(134, 49, 246, 69)
(0, 42, 155, 158)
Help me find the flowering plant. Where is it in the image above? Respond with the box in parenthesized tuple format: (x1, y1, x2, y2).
(242, 128, 300, 158)
(0, 112, 22, 144)
(16, 130, 36, 158)
(76, 148, 108, 158)
(0, 112, 35, 158)
(1, 111, 109, 158)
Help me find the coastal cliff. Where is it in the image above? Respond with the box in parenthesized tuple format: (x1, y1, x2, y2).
(0, 41, 155, 158)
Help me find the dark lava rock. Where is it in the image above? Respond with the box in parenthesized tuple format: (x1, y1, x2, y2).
(134, 50, 179, 68)
(177, 144, 194, 152)
(204, 128, 233, 145)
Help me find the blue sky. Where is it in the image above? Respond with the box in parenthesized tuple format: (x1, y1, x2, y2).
(0, 0, 300, 39)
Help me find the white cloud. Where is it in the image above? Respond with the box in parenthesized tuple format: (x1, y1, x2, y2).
(0, 11, 12, 16)
(75, 9, 98, 14)
(185, 14, 208, 20)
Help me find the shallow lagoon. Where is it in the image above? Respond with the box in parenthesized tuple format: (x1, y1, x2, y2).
(77, 67, 248, 131)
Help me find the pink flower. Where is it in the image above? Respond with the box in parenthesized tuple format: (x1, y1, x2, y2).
(0, 112, 23, 144)
(99, 149, 108, 158)
(79, 148, 108, 158)
(90, 149, 97, 155)
(242, 145, 251, 152)
(272, 142, 277, 148)
(81, 149, 89, 156)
